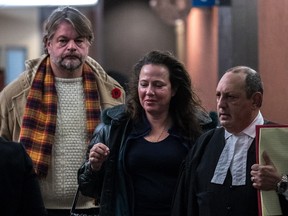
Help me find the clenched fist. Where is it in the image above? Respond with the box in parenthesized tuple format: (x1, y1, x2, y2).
(89, 143, 110, 171)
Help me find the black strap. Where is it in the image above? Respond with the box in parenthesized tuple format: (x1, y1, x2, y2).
(71, 186, 80, 213)
(70, 186, 100, 215)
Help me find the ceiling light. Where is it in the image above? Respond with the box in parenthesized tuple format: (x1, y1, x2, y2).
(0, 0, 98, 7)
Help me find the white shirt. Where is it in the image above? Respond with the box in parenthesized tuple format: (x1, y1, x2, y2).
(211, 111, 264, 186)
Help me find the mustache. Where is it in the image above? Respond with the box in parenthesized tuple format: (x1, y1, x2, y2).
(62, 54, 81, 59)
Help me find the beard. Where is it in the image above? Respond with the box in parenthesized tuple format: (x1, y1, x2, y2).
(52, 54, 84, 72)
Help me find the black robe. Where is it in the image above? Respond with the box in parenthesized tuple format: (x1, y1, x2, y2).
(171, 127, 288, 216)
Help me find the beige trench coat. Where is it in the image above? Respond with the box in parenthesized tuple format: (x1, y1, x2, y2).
(0, 54, 125, 141)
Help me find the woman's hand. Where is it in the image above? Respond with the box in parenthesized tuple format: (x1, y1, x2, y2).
(89, 143, 110, 171)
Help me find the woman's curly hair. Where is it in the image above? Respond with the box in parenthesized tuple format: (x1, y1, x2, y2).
(126, 50, 204, 141)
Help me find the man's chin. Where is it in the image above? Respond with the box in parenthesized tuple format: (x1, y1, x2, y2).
(61, 61, 81, 71)
(220, 120, 230, 128)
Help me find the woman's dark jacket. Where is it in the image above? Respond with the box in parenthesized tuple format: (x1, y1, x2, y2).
(78, 104, 214, 216)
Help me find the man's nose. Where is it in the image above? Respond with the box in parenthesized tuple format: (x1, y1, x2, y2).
(67, 40, 77, 51)
(217, 96, 226, 108)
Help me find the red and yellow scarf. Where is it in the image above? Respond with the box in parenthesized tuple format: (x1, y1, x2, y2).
(20, 57, 100, 177)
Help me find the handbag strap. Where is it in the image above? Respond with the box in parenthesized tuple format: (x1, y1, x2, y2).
(71, 186, 80, 213)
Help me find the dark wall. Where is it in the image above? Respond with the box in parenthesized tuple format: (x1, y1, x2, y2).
(231, 0, 258, 70)
(217, 0, 258, 78)
(0, 68, 4, 91)
(102, 0, 176, 77)
(218, 6, 232, 78)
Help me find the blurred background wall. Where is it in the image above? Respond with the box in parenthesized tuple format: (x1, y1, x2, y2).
(1, 0, 288, 124)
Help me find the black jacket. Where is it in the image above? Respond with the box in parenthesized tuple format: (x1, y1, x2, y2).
(0, 137, 47, 216)
(78, 105, 214, 216)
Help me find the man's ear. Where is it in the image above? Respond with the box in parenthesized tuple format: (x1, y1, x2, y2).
(46, 40, 51, 54)
(252, 92, 263, 108)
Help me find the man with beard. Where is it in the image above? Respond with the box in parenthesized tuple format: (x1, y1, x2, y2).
(0, 6, 125, 216)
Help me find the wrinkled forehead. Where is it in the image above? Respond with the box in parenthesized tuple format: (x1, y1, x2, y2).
(217, 72, 246, 92)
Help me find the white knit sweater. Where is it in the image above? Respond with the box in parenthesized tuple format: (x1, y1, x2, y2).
(40, 77, 95, 209)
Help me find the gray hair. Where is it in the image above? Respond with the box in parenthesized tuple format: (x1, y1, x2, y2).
(226, 66, 264, 98)
(42, 6, 94, 54)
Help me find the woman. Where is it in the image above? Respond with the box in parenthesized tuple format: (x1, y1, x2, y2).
(78, 50, 213, 216)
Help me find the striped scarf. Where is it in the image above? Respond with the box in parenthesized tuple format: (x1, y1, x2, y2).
(20, 57, 100, 177)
